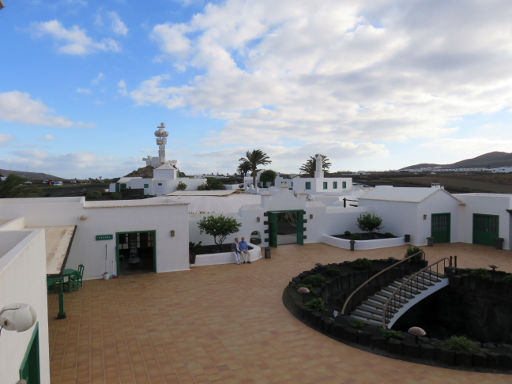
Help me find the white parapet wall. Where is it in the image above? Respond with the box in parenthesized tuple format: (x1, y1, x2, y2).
(0, 229, 50, 384)
(321, 234, 407, 250)
(193, 244, 261, 266)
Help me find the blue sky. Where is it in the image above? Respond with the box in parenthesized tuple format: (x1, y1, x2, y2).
(1, 0, 512, 178)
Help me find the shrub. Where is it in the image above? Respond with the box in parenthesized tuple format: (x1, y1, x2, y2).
(380, 329, 405, 340)
(350, 318, 365, 329)
(443, 336, 479, 352)
(351, 258, 372, 270)
(470, 268, 492, 280)
(110, 192, 122, 200)
(383, 232, 395, 238)
(259, 169, 277, 187)
(86, 190, 102, 200)
(324, 265, 340, 277)
(357, 213, 382, 233)
(344, 230, 351, 236)
(177, 181, 187, 191)
(198, 177, 226, 190)
(189, 241, 202, 255)
(350, 233, 363, 240)
(198, 215, 241, 246)
(305, 298, 324, 311)
(302, 273, 326, 287)
(405, 246, 423, 262)
(504, 274, 512, 283)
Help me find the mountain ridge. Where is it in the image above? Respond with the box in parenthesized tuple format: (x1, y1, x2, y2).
(401, 152, 512, 170)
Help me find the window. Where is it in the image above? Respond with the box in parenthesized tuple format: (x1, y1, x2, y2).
(158, 183, 162, 186)
(333, 181, 338, 189)
(144, 184, 149, 188)
(342, 181, 347, 189)
(323, 182, 328, 190)
(305, 181, 311, 190)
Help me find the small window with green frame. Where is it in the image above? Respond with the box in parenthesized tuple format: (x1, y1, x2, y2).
(305, 181, 311, 190)
(342, 181, 347, 189)
(323, 181, 328, 190)
(144, 184, 149, 188)
(333, 181, 338, 189)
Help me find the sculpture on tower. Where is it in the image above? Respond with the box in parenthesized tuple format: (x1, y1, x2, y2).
(143, 122, 177, 169)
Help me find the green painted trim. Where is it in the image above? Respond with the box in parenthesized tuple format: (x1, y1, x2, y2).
(472, 213, 500, 246)
(19, 322, 40, 383)
(266, 210, 306, 247)
(333, 181, 338, 189)
(431, 213, 451, 243)
(305, 181, 311, 190)
(342, 181, 347, 189)
(115, 230, 157, 275)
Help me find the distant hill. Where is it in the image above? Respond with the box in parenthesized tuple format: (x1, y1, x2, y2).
(401, 152, 512, 171)
(0, 168, 64, 180)
(124, 166, 154, 178)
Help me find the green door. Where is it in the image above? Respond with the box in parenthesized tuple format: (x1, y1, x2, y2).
(473, 214, 499, 246)
(20, 323, 40, 384)
(296, 210, 304, 245)
(268, 212, 278, 247)
(431, 213, 450, 243)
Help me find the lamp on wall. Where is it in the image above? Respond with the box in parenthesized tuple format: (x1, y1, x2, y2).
(423, 214, 427, 220)
(0, 303, 37, 335)
(256, 217, 260, 222)
(310, 214, 313, 220)
(170, 230, 175, 237)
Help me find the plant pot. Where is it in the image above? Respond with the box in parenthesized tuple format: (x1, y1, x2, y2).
(102, 272, 109, 280)
(189, 252, 196, 264)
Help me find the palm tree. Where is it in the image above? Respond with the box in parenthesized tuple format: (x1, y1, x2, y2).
(237, 160, 252, 177)
(299, 154, 331, 177)
(239, 149, 272, 187)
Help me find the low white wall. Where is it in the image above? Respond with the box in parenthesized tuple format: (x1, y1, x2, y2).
(321, 234, 406, 250)
(194, 244, 261, 266)
(0, 217, 26, 230)
(0, 229, 50, 384)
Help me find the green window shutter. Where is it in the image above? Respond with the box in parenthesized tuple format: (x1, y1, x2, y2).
(296, 211, 304, 245)
(305, 182, 311, 190)
(323, 182, 327, 190)
(144, 184, 149, 188)
(20, 323, 40, 384)
(342, 181, 347, 189)
(333, 181, 338, 189)
(269, 212, 278, 247)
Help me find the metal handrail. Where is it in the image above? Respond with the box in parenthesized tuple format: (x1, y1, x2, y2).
(341, 250, 425, 315)
(381, 257, 449, 328)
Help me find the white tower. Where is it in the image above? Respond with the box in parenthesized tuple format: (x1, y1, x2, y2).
(154, 122, 168, 165)
(314, 154, 324, 179)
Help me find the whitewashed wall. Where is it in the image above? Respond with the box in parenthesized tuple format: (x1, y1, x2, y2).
(455, 194, 512, 250)
(0, 229, 50, 384)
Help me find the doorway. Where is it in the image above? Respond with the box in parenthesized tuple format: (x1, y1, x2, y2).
(267, 210, 305, 247)
(116, 231, 156, 275)
(431, 213, 451, 243)
(473, 214, 499, 246)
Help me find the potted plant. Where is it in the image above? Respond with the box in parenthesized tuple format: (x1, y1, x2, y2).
(189, 241, 202, 264)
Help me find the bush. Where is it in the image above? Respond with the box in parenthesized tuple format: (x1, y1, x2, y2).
(305, 298, 324, 311)
(443, 336, 479, 352)
(259, 169, 277, 187)
(383, 232, 395, 238)
(380, 329, 405, 340)
(86, 190, 102, 200)
(351, 258, 372, 270)
(350, 233, 363, 240)
(504, 274, 512, 283)
(110, 192, 122, 200)
(357, 213, 382, 233)
(176, 181, 187, 191)
(198, 215, 242, 246)
(350, 318, 365, 329)
(344, 230, 351, 236)
(198, 177, 226, 190)
(189, 241, 202, 255)
(405, 246, 423, 262)
(324, 265, 340, 277)
(302, 273, 326, 287)
(470, 268, 492, 280)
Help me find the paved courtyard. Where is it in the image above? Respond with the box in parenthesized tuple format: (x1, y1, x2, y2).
(48, 243, 512, 384)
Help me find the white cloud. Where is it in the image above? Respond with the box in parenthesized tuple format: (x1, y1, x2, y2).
(0, 149, 139, 178)
(107, 11, 128, 36)
(130, 0, 512, 158)
(118, 80, 127, 96)
(76, 88, 92, 94)
(92, 72, 105, 85)
(0, 91, 74, 127)
(38, 134, 56, 142)
(0, 134, 14, 147)
(31, 19, 120, 55)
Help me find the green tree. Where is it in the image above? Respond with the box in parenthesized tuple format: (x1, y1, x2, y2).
(237, 160, 251, 177)
(299, 154, 331, 177)
(198, 215, 242, 248)
(197, 177, 226, 190)
(357, 213, 382, 233)
(259, 169, 277, 187)
(176, 181, 187, 191)
(239, 149, 272, 187)
(0, 174, 28, 197)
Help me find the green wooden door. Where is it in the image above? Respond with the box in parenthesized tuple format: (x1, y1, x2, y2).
(296, 210, 304, 245)
(268, 212, 278, 247)
(473, 214, 499, 246)
(431, 213, 450, 243)
(20, 323, 40, 384)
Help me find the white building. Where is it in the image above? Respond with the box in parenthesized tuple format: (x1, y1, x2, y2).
(110, 123, 206, 196)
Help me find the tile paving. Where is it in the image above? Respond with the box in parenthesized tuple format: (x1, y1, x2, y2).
(48, 243, 512, 383)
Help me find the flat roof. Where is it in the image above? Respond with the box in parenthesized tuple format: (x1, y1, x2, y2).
(167, 190, 239, 197)
(83, 198, 188, 209)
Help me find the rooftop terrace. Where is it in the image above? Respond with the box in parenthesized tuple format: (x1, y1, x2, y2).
(49, 243, 512, 384)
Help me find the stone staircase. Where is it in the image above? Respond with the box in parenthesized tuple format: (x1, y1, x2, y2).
(350, 270, 449, 327)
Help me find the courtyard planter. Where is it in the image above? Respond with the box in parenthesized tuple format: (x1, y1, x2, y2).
(193, 243, 261, 266)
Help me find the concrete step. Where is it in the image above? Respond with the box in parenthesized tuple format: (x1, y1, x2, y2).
(350, 313, 381, 327)
(351, 310, 383, 324)
(358, 303, 384, 317)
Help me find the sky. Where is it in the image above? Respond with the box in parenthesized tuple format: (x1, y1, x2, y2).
(1, 0, 512, 178)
